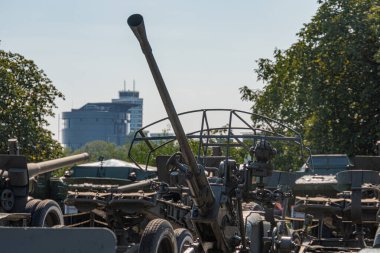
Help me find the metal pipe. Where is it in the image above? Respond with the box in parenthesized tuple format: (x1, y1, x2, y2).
(127, 14, 214, 215)
(116, 178, 155, 192)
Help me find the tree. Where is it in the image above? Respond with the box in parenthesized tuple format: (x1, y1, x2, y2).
(74, 141, 120, 162)
(241, 0, 380, 156)
(0, 50, 64, 161)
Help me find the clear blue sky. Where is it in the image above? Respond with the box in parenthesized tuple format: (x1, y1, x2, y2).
(0, 1, 319, 141)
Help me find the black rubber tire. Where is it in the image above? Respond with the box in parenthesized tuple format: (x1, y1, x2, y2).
(245, 213, 264, 253)
(174, 228, 193, 253)
(139, 219, 178, 253)
(24, 198, 41, 214)
(31, 199, 64, 227)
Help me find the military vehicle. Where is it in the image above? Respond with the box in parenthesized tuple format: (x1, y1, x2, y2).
(0, 138, 89, 227)
(264, 155, 380, 252)
(291, 169, 380, 251)
(299, 154, 353, 174)
(0, 140, 118, 253)
(31, 157, 156, 214)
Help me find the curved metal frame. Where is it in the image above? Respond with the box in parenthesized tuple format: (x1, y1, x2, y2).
(128, 108, 304, 171)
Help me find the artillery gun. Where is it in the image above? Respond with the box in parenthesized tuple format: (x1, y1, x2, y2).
(125, 14, 308, 253)
(67, 14, 380, 253)
(65, 14, 305, 253)
(0, 139, 118, 252)
(126, 14, 380, 253)
(0, 139, 89, 227)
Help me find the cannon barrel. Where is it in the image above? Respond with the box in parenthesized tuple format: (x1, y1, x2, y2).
(127, 14, 215, 215)
(27, 153, 89, 178)
(116, 178, 156, 193)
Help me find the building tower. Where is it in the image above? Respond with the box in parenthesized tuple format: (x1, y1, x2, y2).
(112, 81, 143, 133)
(62, 85, 143, 150)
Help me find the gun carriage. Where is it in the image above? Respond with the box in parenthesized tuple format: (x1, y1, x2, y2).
(65, 13, 305, 253)
(0, 139, 89, 227)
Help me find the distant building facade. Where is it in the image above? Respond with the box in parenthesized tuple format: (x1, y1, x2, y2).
(62, 89, 143, 150)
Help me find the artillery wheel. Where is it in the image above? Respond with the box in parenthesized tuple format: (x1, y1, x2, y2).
(139, 218, 177, 253)
(174, 228, 193, 253)
(245, 212, 264, 253)
(1, 189, 15, 211)
(24, 198, 41, 219)
(31, 199, 64, 227)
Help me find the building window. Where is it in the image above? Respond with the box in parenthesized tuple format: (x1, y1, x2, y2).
(64, 119, 70, 128)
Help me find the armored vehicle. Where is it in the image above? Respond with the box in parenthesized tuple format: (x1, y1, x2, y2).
(298, 154, 353, 175)
(32, 158, 156, 214)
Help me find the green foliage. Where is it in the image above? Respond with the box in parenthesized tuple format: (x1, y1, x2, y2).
(269, 141, 306, 171)
(241, 0, 380, 156)
(0, 50, 64, 161)
(74, 140, 127, 162)
(53, 141, 129, 177)
(128, 139, 180, 166)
